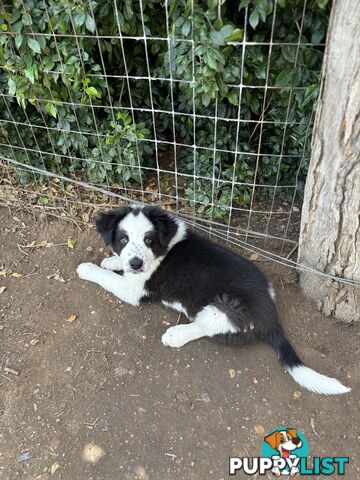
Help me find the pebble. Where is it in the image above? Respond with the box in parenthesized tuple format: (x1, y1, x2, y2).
(200, 392, 211, 402)
(17, 452, 31, 463)
(134, 465, 149, 480)
(82, 443, 105, 464)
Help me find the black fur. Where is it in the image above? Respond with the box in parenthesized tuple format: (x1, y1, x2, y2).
(141, 206, 178, 255)
(143, 229, 302, 370)
(96, 206, 131, 245)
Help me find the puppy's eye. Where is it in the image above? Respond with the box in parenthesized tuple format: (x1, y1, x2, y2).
(119, 237, 128, 245)
(280, 437, 285, 443)
(144, 237, 152, 246)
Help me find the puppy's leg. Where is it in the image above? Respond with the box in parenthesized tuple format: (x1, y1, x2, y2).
(77, 263, 140, 306)
(100, 255, 123, 271)
(271, 456, 281, 477)
(162, 304, 237, 348)
(289, 456, 299, 476)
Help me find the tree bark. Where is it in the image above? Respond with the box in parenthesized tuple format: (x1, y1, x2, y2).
(298, 0, 360, 322)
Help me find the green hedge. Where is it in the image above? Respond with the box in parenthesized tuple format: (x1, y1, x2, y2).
(0, 0, 330, 217)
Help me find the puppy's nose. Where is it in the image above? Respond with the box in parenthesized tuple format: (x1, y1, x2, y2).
(292, 438, 301, 445)
(129, 257, 143, 270)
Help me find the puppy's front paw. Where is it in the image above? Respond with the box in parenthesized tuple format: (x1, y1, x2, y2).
(77, 262, 99, 281)
(100, 256, 123, 271)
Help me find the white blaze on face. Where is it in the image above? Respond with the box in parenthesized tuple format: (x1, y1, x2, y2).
(283, 438, 302, 451)
(118, 212, 156, 273)
(279, 431, 302, 453)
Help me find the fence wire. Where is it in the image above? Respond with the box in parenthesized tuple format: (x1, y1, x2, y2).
(2, 0, 355, 285)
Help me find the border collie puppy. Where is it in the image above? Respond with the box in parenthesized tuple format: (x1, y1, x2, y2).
(77, 205, 350, 395)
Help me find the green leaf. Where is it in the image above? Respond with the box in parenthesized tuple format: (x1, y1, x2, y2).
(181, 19, 191, 37)
(27, 38, 41, 53)
(249, 9, 259, 29)
(67, 238, 75, 249)
(24, 66, 35, 84)
(86, 86, 100, 97)
(206, 51, 218, 69)
(316, 0, 329, 8)
(256, 0, 271, 21)
(15, 34, 23, 49)
(12, 21, 22, 33)
(8, 78, 16, 96)
(275, 69, 294, 87)
(45, 102, 57, 118)
(242, 191, 251, 204)
(85, 14, 96, 33)
(202, 93, 211, 107)
(255, 64, 266, 79)
(43, 57, 55, 73)
(67, 55, 79, 65)
(207, 0, 218, 9)
(37, 35, 46, 50)
(281, 45, 296, 63)
(99, 4, 110, 17)
(74, 12, 86, 28)
(213, 18, 223, 30)
(210, 30, 225, 46)
(228, 91, 239, 106)
(239, 0, 252, 9)
(311, 30, 324, 44)
(303, 83, 320, 106)
(226, 28, 243, 42)
(10, 11, 21, 23)
(220, 25, 234, 39)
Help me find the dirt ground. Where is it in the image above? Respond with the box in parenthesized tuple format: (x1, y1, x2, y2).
(0, 208, 359, 480)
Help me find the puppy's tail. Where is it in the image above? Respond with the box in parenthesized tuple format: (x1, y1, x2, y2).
(267, 329, 351, 395)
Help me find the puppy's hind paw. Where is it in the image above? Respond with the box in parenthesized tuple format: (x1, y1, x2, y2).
(77, 262, 99, 281)
(162, 325, 193, 348)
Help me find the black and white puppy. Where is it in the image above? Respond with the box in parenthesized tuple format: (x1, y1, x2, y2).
(77, 205, 350, 395)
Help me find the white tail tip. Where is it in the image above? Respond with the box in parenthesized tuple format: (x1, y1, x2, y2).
(288, 365, 351, 395)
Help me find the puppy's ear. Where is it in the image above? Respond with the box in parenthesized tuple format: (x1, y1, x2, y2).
(287, 429, 297, 440)
(143, 206, 178, 249)
(96, 207, 131, 245)
(264, 432, 280, 450)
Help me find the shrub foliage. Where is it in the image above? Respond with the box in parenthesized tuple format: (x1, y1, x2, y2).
(0, 0, 330, 217)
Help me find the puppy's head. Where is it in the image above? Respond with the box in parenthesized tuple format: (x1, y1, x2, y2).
(96, 205, 185, 274)
(264, 429, 302, 455)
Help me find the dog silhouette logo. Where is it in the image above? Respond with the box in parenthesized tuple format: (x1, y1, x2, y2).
(262, 427, 310, 476)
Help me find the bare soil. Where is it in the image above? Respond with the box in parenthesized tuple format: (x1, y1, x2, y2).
(0, 208, 359, 480)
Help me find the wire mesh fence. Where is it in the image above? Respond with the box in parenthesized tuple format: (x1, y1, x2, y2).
(0, 0, 331, 271)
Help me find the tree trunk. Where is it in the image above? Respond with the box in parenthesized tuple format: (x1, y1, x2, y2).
(298, 0, 360, 322)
